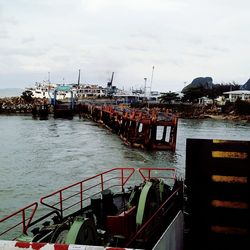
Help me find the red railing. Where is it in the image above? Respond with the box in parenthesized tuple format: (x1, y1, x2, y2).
(138, 167, 176, 181)
(0, 167, 178, 241)
(40, 168, 135, 217)
(0, 202, 38, 240)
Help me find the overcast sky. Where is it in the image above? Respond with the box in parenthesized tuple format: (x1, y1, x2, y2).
(0, 0, 249, 92)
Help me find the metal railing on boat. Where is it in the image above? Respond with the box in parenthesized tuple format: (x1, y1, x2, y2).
(40, 168, 135, 218)
(0, 167, 180, 245)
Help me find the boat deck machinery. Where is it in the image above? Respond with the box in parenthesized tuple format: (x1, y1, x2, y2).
(0, 167, 184, 250)
(1, 138, 249, 250)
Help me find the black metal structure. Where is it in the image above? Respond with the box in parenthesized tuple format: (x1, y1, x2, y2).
(185, 138, 250, 250)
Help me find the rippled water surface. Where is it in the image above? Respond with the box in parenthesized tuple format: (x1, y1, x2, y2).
(0, 115, 249, 218)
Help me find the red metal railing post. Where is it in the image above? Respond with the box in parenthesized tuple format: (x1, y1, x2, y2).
(101, 174, 104, 191)
(138, 167, 176, 181)
(121, 168, 124, 192)
(22, 210, 25, 234)
(0, 202, 37, 238)
(59, 191, 63, 217)
(80, 182, 83, 210)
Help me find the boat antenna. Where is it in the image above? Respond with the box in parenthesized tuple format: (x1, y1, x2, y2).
(48, 72, 51, 84)
(150, 66, 154, 94)
(78, 69, 81, 86)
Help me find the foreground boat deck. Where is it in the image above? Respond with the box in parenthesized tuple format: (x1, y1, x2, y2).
(1, 139, 250, 250)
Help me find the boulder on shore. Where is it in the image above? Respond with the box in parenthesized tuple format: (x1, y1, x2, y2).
(241, 79, 250, 90)
(182, 77, 213, 93)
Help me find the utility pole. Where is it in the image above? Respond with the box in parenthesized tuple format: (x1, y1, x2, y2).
(144, 77, 147, 99)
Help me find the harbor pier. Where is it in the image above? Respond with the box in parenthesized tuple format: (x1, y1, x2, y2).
(78, 103, 178, 151)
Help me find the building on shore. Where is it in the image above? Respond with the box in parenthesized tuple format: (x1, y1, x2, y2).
(223, 90, 250, 102)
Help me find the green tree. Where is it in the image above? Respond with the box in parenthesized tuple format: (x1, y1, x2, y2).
(159, 92, 180, 104)
(212, 82, 241, 97)
(181, 86, 206, 103)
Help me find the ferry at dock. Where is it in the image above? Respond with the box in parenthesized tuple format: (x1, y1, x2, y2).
(24, 82, 107, 101)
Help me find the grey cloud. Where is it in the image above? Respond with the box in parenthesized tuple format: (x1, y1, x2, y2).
(130, 32, 159, 41)
(125, 46, 148, 52)
(183, 51, 212, 59)
(208, 46, 229, 53)
(21, 37, 35, 44)
(2, 18, 18, 25)
(51, 55, 71, 62)
(0, 30, 8, 39)
(0, 47, 47, 57)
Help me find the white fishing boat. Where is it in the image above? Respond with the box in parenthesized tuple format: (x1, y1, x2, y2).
(25, 82, 73, 100)
(25, 82, 55, 99)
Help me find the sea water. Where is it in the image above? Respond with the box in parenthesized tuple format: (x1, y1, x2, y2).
(0, 115, 249, 219)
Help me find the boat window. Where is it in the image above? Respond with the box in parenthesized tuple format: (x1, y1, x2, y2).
(138, 123, 143, 133)
(156, 126, 170, 142)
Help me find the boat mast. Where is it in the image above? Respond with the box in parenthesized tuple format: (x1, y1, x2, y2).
(48, 71, 53, 99)
(48, 72, 51, 84)
(78, 69, 81, 86)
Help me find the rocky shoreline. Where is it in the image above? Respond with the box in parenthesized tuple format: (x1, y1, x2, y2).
(0, 97, 48, 113)
(177, 108, 250, 121)
(179, 113, 250, 122)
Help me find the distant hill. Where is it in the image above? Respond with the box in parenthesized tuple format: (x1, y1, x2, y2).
(182, 77, 213, 93)
(0, 88, 24, 98)
(241, 79, 250, 90)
